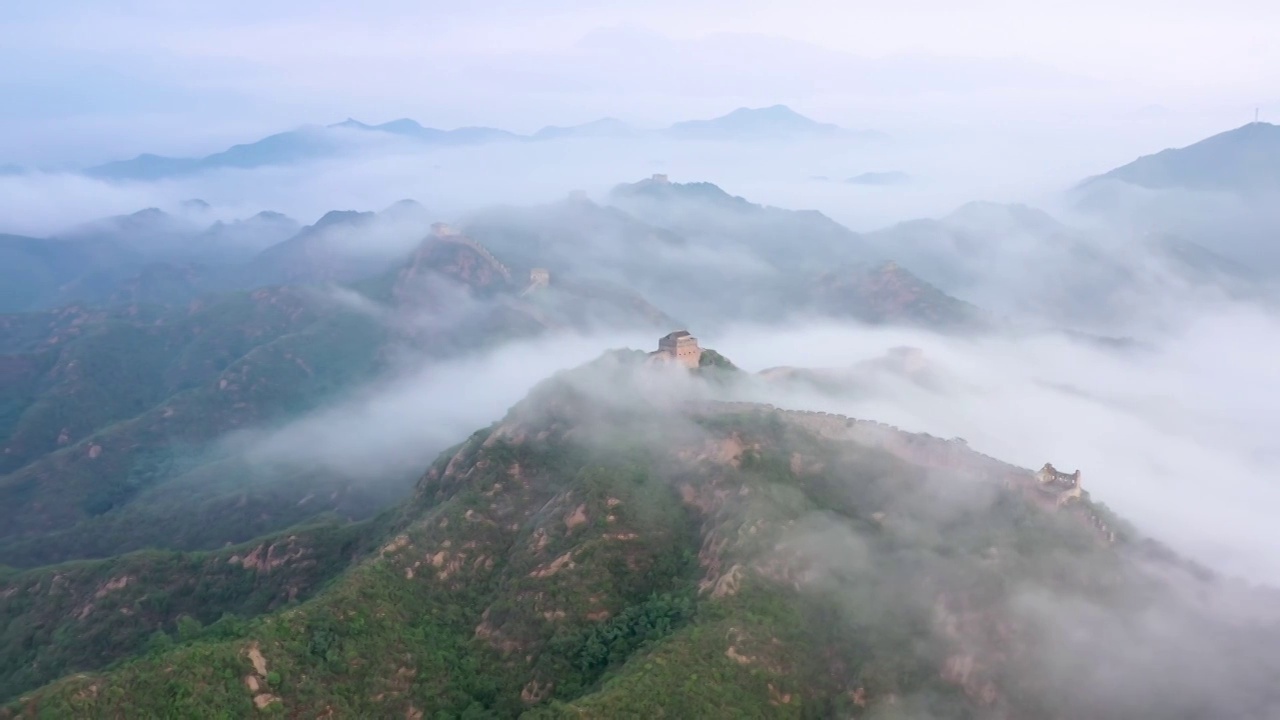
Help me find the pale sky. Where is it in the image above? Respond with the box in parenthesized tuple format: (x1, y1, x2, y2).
(3, 1, 1277, 164)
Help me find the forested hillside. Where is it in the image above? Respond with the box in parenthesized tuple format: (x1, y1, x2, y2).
(7, 350, 1271, 718)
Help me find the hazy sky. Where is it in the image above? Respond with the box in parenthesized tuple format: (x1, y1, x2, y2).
(4, 1, 1277, 165)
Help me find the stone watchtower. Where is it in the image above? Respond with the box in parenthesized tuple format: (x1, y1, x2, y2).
(656, 330, 702, 369)
(1035, 462, 1083, 505)
(651, 173, 670, 184)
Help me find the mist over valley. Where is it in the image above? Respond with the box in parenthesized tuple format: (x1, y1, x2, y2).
(3, 4, 1280, 717)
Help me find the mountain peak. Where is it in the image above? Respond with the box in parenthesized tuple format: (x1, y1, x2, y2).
(248, 210, 294, 223)
(84, 105, 887, 182)
(1082, 120, 1280, 193)
(312, 209, 374, 229)
(666, 105, 853, 139)
(330, 118, 373, 130)
(380, 198, 431, 225)
(383, 198, 426, 212)
(532, 117, 636, 140)
(611, 175, 747, 206)
(128, 207, 170, 221)
(728, 104, 799, 118)
(376, 118, 427, 134)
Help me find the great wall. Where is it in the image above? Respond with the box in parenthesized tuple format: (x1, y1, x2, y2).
(430, 223, 513, 283)
(684, 400, 1027, 482)
(680, 398, 1120, 545)
(635, 324, 1117, 546)
(428, 224, 566, 300)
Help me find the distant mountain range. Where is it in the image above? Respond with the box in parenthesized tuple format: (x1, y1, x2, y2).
(603, 174, 985, 330)
(862, 198, 1270, 332)
(1079, 121, 1280, 194)
(81, 106, 882, 181)
(846, 171, 912, 186)
(1072, 121, 1280, 274)
(664, 104, 879, 141)
(0, 199, 423, 313)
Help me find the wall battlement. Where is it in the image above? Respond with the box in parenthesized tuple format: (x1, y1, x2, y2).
(429, 224, 512, 282)
(682, 401, 1103, 542)
(684, 401, 1026, 482)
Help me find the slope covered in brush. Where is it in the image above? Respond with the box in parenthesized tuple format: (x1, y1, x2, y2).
(0, 222, 677, 570)
(0, 518, 386, 703)
(7, 349, 1276, 719)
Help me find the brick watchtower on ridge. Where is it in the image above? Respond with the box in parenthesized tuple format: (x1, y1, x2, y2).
(1035, 462, 1083, 505)
(656, 330, 702, 369)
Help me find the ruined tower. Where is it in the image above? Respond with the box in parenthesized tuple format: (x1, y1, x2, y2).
(1035, 463, 1083, 505)
(651, 173, 670, 184)
(655, 330, 702, 369)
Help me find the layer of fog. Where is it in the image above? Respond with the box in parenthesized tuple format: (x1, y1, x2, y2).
(0, 120, 1250, 239)
(707, 306, 1280, 586)
(233, 288, 1280, 588)
(12, 123, 1278, 340)
(9, 3, 1273, 168)
(7, 115, 1270, 583)
(233, 328, 655, 479)
(1074, 178, 1280, 270)
(221, 277, 1280, 715)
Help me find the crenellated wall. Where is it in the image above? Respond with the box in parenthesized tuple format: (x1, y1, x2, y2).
(686, 400, 1120, 547)
(429, 224, 513, 282)
(685, 401, 1029, 483)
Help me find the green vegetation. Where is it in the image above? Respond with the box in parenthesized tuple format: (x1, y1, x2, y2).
(0, 232, 676, 570)
(697, 348, 738, 372)
(5, 430, 702, 717)
(0, 518, 386, 702)
(1, 362, 1148, 719)
(0, 455, 412, 570)
(0, 287, 404, 568)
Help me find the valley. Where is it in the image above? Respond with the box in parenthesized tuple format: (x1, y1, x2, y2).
(2, 91, 1279, 718)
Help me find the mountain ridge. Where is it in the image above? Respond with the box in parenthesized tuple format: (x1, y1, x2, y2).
(1078, 121, 1280, 194)
(6, 347, 1274, 718)
(82, 106, 881, 180)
